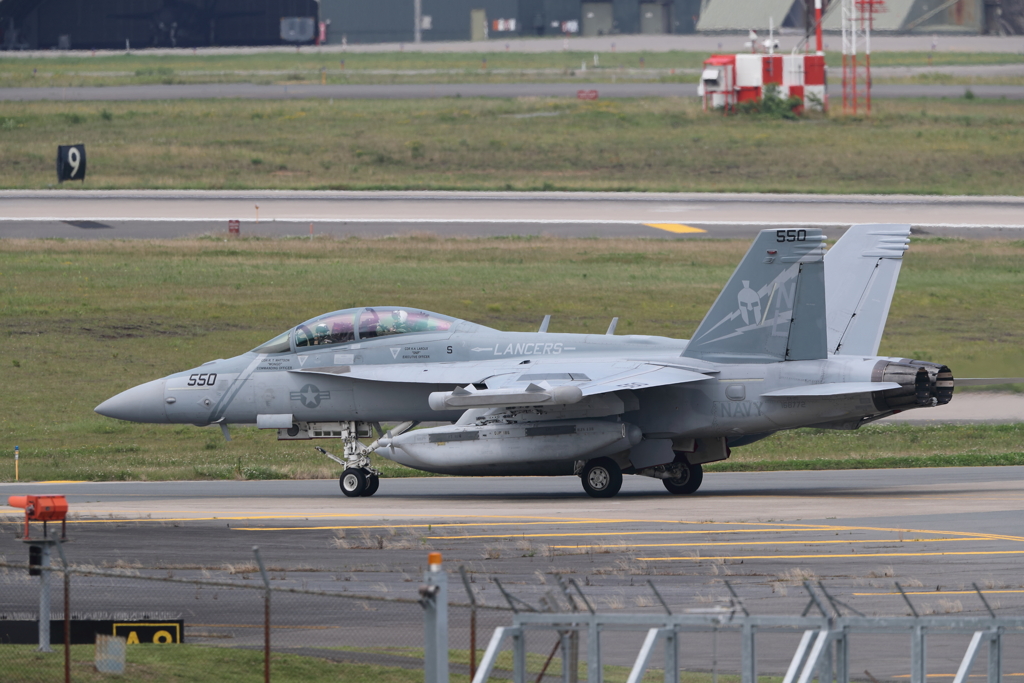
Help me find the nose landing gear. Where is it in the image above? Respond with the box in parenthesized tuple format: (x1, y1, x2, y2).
(315, 421, 416, 498)
(340, 467, 380, 497)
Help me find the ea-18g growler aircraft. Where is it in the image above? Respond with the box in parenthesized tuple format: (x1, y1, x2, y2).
(97, 225, 1005, 498)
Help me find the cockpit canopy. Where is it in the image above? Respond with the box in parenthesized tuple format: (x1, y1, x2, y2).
(252, 307, 456, 354)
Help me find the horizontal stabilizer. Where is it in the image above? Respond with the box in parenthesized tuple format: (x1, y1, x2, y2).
(761, 382, 901, 398)
(955, 378, 1024, 386)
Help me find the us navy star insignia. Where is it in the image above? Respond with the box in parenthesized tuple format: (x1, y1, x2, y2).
(290, 383, 330, 408)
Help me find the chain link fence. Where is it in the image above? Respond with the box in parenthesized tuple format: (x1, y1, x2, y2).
(3, 545, 1023, 683)
(0, 544, 512, 683)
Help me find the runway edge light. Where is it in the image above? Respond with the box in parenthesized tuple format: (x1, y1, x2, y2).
(428, 552, 443, 572)
(8, 494, 69, 540)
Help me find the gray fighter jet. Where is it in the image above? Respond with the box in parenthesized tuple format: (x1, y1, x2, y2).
(95, 225, 1012, 498)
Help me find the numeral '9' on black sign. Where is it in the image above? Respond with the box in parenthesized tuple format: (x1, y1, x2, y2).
(57, 144, 87, 182)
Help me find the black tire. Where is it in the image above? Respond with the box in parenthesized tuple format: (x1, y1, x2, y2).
(363, 474, 380, 497)
(340, 468, 367, 497)
(581, 458, 623, 498)
(663, 463, 703, 495)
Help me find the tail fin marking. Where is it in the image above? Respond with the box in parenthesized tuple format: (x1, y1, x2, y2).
(683, 229, 827, 364)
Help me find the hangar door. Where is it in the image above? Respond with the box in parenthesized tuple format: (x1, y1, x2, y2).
(581, 2, 613, 36)
(640, 3, 671, 33)
(471, 9, 488, 40)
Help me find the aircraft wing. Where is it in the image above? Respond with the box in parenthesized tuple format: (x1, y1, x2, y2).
(294, 358, 713, 397)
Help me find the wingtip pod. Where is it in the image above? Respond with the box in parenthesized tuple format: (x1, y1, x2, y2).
(683, 228, 827, 364)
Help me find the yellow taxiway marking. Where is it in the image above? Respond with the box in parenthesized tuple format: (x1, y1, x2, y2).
(893, 675, 1024, 679)
(855, 589, 1024, 596)
(641, 550, 1024, 561)
(426, 527, 839, 540)
(192, 624, 337, 630)
(645, 223, 707, 234)
(554, 537, 976, 549)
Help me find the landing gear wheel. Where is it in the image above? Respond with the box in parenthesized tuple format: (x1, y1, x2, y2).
(363, 474, 380, 497)
(581, 458, 623, 498)
(663, 463, 703, 495)
(340, 468, 367, 497)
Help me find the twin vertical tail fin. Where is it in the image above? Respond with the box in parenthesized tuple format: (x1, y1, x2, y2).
(682, 228, 828, 364)
(823, 224, 911, 357)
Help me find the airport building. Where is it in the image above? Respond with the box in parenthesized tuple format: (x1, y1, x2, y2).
(318, 0, 703, 43)
(1, 0, 1014, 50)
(1, 0, 319, 51)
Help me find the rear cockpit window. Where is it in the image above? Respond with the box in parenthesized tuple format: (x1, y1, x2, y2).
(252, 331, 291, 354)
(361, 307, 454, 338)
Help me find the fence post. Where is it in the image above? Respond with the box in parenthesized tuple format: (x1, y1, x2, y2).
(55, 540, 71, 683)
(741, 620, 756, 683)
(421, 552, 448, 683)
(37, 541, 53, 652)
(911, 624, 927, 683)
(988, 628, 1002, 683)
(587, 618, 601, 683)
(458, 565, 477, 679)
(252, 547, 271, 683)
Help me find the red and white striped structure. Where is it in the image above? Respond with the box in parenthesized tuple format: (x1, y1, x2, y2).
(700, 53, 827, 114)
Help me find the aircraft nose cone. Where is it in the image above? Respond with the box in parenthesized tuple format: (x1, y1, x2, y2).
(95, 379, 169, 423)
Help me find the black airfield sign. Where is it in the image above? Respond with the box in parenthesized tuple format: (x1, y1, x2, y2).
(0, 619, 183, 644)
(56, 144, 87, 182)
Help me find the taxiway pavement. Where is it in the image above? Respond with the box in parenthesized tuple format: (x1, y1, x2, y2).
(3, 468, 1024, 677)
(2, 190, 1023, 240)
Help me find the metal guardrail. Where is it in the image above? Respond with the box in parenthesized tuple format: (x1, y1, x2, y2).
(471, 609, 1024, 683)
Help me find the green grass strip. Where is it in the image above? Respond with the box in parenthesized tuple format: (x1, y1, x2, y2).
(708, 452, 1024, 473)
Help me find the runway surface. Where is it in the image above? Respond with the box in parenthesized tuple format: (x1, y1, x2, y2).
(3, 82, 1022, 101)
(3, 468, 1024, 677)
(2, 190, 1023, 240)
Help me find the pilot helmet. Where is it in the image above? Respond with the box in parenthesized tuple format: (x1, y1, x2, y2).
(314, 323, 330, 340)
(392, 310, 408, 324)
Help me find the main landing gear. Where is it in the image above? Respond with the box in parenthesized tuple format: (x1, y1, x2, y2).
(662, 462, 703, 495)
(580, 457, 623, 498)
(578, 458, 704, 498)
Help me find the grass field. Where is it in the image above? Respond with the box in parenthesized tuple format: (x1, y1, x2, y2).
(3, 97, 1024, 193)
(1, 644, 462, 683)
(1, 236, 1021, 483)
(1, 50, 1020, 87)
(1, 643, 784, 683)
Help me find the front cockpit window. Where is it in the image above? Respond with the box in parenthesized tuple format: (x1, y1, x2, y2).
(294, 310, 357, 348)
(252, 331, 291, 354)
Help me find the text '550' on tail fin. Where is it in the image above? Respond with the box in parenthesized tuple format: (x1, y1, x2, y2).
(824, 224, 911, 357)
(682, 228, 827, 364)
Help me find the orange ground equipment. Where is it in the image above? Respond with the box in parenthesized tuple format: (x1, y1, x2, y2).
(8, 495, 69, 540)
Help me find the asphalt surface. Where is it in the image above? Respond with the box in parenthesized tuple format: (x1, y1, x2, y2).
(3, 469, 1024, 677)
(2, 191, 1023, 240)
(3, 81, 1022, 101)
